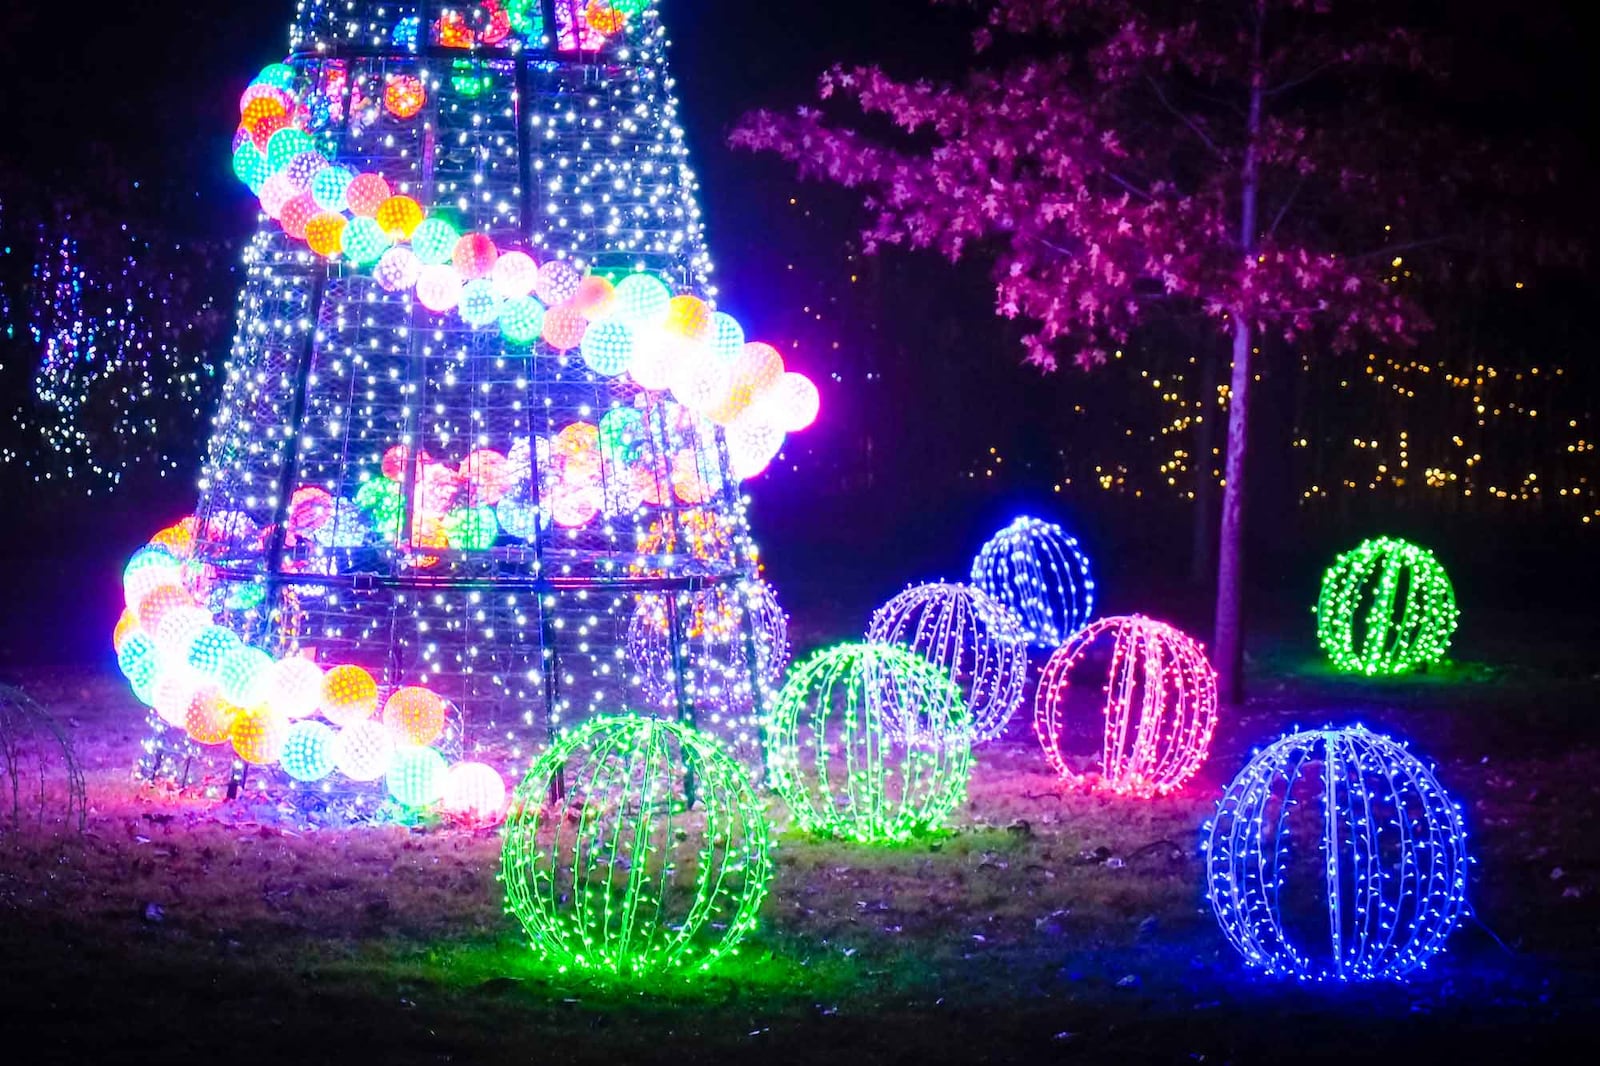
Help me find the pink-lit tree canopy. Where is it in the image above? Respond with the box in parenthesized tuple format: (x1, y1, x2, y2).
(732, 0, 1550, 701)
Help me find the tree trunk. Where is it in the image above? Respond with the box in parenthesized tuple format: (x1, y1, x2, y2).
(1213, 319, 1252, 703)
(1214, 0, 1266, 705)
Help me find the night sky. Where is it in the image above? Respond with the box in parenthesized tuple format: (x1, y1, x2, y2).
(2, 0, 1595, 664)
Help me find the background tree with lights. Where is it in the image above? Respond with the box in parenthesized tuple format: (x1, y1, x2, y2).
(734, 0, 1565, 700)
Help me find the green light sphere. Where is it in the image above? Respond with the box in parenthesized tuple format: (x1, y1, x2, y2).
(340, 216, 392, 265)
(411, 218, 460, 265)
(498, 296, 546, 345)
(501, 716, 773, 977)
(1315, 536, 1458, 675)
(386, 744, 447, 808)
(766, 643, 973, 844)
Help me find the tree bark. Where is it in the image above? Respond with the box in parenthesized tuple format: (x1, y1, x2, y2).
(1213, 318, 1252, 703)
(1214, 0, 1266, 705)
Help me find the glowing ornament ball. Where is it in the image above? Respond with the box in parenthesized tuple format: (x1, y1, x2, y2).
(1034, 615, 1217, 797)
(970, 515, 1095, 648)
(1315, 536, 1458, 676)
(231, 705, 290, 765)
(387, 745, 447, 808)
(441, 761, 507, 824)
(383, 686, 446, 746)
(333, 719, 392, 781)
(384, 74, 426, 118)
(1204, 726, 1469, 981)
(281, 720, 337, 782)
(321, 664, 378, 726)
(501, 716, 773, 976)
(867, 583, 1028, 745)
(766, 643, 973, 844)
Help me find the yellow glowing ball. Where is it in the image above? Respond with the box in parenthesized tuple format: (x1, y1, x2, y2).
(149, 523, 195, 557)
(113, 608, 140, 653)
(305, 213, 347, 257)
(230, 705, 291, 765)
(382, 686, 447, 746)
(185, 690, 237, 745)
(375, 195, 425, 239)
(663, 295, 713, 342)
(321, 664, 379, 726)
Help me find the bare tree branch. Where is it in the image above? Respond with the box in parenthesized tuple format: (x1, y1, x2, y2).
(1146, 76, 1227, 160)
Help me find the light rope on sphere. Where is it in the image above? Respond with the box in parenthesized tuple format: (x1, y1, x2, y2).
(866, 582, 1028, 744)
(501, 715, 772, 977)
(1203, 725, 1471, 982)
(1316, 536, 1458, 675)
(970, 516, 1095, 648)
(766, 643, 972, 844)
(626, 577, 790, 766)
(1034, 615, 1217, 797)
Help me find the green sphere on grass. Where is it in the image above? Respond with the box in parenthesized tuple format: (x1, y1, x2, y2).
(501, 716, 772, 977)
(766, 642, 972, 844)
(1315, 536, 1458, 675)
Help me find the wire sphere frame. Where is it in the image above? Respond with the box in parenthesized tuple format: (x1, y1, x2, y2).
(1203, 725, 1471, 982)
(969, 516, 1095, 648)
(1315, 536, 1459, 675)
(1033, 614, 1218, 797)
(500, 715, 773, 977)
(866, 582, 1028, 744)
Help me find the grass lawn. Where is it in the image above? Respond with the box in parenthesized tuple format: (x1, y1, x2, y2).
(3, 616, 1598, 1064)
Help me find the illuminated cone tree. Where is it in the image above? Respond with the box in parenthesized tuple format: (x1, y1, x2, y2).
(122, 1, 816, 806)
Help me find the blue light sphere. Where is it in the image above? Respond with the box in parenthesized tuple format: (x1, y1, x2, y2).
(281, 720, 337, 782)
(1203, 725, 1470, 982)
(969, 516, 1095, 648)
(185, 625, 243, 678)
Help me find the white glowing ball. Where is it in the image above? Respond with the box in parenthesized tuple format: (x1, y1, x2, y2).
(491, 251, 539, 299)
(333, 719, 393, 782)
(155, 606, 213, 659)
(263, 656, 325, 719)
(534, 260, 581, 305)
(152, 672, 199, 728)
(374, 246, 422, 292)
(726, 415, 786, 480)
(416, 264, 463, 312)
(627, 327, 677, 391)
(757, 372, 821, 432)
(441, 761, 507, 823)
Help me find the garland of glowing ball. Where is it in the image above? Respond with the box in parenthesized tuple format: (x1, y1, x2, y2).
(765, 643, 973, 845)
(230, 61, 820, 483)
(500, 715, 772, 976)
(970, 516, 1095, 649)
(1203, 725, 1470, 981)
(1315, 536, 1458, 676)
(117, 517, 507, 824)
(865, 582, 1028, 745)
(1033, 615, 1218, 797)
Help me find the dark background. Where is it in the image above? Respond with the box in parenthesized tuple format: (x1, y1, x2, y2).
(2, 0, 1595, 668)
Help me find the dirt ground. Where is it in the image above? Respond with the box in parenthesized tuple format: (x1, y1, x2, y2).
(3, 618, 1599, 1065)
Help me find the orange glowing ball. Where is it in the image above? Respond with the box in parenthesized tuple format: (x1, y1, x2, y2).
(113, 608, 140, 653)
(570, 275, 616, 320)
(149, 522, 194, 556)
(321, 664, 380, 727)
(230, 705, 291, 765)
(136, 584, 194, 634)
(305, 213, 348, 257)
(250, 115, 290, 151)
(344, 173, 392, 218)
(241, 96, 288, 132)
(709, 342, 785, 424)
(585, 0, 627, 36)
(375, 195, 425, 239)
(541, 305, 588, 350)
(553, 420, 599, 458)
(671, 450, 715, 504)
(663, 295, 713, 342)
(436, 12, 474, 47)
(185, 690, 237, 745)
(384, 75, 426, 119)
(382, 686, 447, 746)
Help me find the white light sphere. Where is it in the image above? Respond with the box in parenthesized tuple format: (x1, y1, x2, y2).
(333, 719, 392, 781)
(867, 582, 1028, 744)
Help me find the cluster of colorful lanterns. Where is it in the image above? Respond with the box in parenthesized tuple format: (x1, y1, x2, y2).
(116, 518, 506, 822)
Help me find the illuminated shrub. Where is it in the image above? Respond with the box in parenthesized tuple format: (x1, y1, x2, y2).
(1203, 726, 1470, 981)
(765, 643, 972, 844)
(501, 716, 772, 976)
(970, 515, 1095, 647)
(1034, 615, 1218, 797)
(1316, 537, 1458, 675)
(867, 582, 1027, 744)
